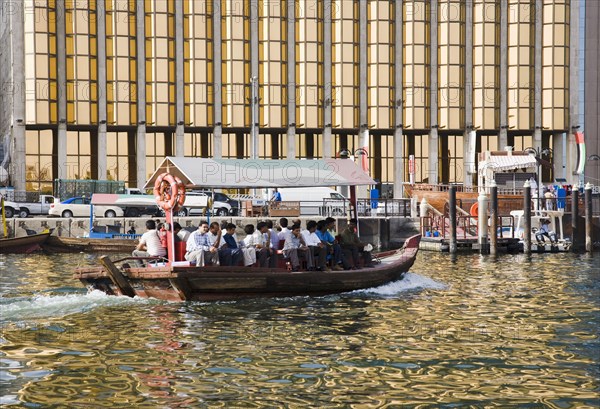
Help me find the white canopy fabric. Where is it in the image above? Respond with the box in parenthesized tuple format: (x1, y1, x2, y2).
(479, 154, 537, 173)
(143, 157, 376, 189)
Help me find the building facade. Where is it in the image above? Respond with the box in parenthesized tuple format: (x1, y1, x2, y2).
(0, 0, 597, 197)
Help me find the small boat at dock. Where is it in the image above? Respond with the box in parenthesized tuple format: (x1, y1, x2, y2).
(0, 230, 53, 254)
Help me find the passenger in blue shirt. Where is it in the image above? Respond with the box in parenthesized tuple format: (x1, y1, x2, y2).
(220, 223, 244, 266)
(316, 220, 343, 270)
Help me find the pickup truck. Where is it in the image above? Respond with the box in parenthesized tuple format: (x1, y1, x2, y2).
(15, 194, 56, 217)
(1, 198, 20, 218)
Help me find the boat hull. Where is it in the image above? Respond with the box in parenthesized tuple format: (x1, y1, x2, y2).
(43, 236, 137, 253)
(0, 232, 51, 254)
(75, 235, 421, 301)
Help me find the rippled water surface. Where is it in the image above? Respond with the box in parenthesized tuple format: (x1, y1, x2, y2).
(0, 251, 598, 408)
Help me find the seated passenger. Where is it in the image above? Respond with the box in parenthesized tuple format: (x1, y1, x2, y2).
(339, 219, 374, 269)
(282, 224, 309, 271)
(185, 221, 220, 266)
(316, 220, 343, 270)
(220, 223, 244, 266)
(240, 224, 257, 266)
(535, 219, 557, 244)
(301, 220, 328, 271)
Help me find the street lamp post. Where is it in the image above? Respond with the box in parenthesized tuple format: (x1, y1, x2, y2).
(524, 147, 553, 210)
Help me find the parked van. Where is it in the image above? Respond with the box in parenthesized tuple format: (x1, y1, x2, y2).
(277, 187, 348, 216)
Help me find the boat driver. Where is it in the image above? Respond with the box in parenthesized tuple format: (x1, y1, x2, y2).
(132, 219, 167, 267)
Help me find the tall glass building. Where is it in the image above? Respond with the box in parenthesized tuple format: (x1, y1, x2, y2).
(0, 0, 597, 196)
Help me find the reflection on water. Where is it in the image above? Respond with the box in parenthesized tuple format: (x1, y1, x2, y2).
(0, 251, 598, 407)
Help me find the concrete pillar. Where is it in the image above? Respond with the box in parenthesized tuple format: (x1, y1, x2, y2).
(499, 0, 508, 148)
(464, 0, 473, 186)
(428, 0, 439, 185)
(569, 0, 580, 185)
(358, 0, 369, 132)
(250, 0, 259, 159)
(287, 0, 296, 159)
(175, 0, 185, 157)
(135, 1, 146, 187)
(393, 2, 404, 198)
(322, 0, 332, 159)
(584, 182, 592, 252)
(213, 0, 222, 158)
(56, 1, 67, 179)
(553, 132, 568, 181)
(96, 0, 107, 179)
(10, 3, 26, 191)
(533, 0, 542, 152)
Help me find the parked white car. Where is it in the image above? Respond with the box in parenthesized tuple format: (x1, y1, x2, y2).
(48, 197, 124, 218)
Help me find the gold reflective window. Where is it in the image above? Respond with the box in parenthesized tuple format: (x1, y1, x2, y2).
(403, 1, 430, 129)
(106, 0, 137, 125)
(332, 0, 359, 129)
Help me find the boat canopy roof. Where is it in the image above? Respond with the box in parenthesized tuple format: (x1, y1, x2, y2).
(143, 157, 376, 189)
(478, 153, 537, 173)
(91, 193, 156, 206)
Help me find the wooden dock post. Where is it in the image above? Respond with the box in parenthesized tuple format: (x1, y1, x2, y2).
(477, 190, 489, 255)
(523, 180, 531, 254)
(490, 181, 498, 256)
(585, 183, 593, 253)
(571, 187, 579, 252)
(449, 185, 457, 254)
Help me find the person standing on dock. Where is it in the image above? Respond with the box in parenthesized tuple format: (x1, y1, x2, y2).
(132, 219, 167, 266)
(185, 221, 220, 266)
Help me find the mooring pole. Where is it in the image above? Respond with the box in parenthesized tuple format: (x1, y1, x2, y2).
(449, 185, 457, 254)
(490, 181, 498, 256)
(571, 187, 579, 252)
(584, 183, 592, 253)
(524, 180, 531, 255)
(477, 190, 489, 255)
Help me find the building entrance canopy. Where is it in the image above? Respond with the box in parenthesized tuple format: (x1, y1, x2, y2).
(143, 157, 376, 190)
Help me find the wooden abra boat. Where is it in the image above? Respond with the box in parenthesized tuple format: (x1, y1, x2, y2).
(0, 230, 53, 254)
(74, 235, 421, 301)
(72, 157, 424, 301)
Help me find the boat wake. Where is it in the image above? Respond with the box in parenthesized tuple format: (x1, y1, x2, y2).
(359, 272, 448, 296)
(0, 290, 155, 323)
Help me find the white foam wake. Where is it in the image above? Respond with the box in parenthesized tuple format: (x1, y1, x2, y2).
(0, 290, 153, 323)
(359, 272, 448, 296)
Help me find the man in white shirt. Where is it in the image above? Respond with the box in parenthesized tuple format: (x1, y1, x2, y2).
(243, 221, 270, 267)
(278, 217, 292, 242)
(301, 220, 328, 271)
(185, 221, 220, 266)
(132, 219, 167, 266)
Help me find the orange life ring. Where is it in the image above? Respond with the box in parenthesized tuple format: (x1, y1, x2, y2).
(153, 172, 186, 211)
(469, 202, 478, 217)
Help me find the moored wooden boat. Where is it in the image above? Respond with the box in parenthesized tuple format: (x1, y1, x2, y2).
(74, 235, 421, 301)
(44, 235, 138, 253)
(405, 184, 523, 215)
(0, 230, 52, 254)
